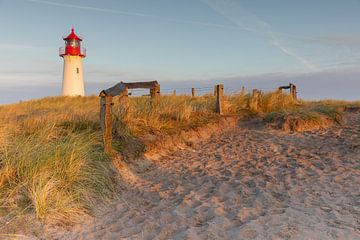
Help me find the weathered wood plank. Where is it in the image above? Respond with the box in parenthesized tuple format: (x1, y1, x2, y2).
(278, 85, 291, 90)
(100, 81, 159, 97)
(125, 81, 159, 89)
(216, 84, 224, 115)
(100, 96, 113, 154)
(100, 82, 127, 97)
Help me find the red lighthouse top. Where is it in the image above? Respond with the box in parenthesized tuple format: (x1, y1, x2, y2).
(59, 28, 86, 58)
(63, 27, 82, 41)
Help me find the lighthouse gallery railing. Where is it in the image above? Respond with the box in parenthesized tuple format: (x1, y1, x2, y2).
(59, 47, 86, 57)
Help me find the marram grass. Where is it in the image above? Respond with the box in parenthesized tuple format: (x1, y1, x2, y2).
(0, 96, 114, 225)
(0, 92, 357, 226)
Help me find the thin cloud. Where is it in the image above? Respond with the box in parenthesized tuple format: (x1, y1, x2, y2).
(25, 0, 160, 18)
(201, 0, 318, 71)
(0, 43, 45, 51)
(23, 0, 240, 30)
(307, 36, 360, 48)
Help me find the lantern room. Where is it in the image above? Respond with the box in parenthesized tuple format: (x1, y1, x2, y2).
(59, 28, 86, 57)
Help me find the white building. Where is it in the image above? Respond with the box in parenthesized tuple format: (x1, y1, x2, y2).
(59, 28, 86, 96)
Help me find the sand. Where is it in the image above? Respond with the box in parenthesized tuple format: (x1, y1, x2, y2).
(49, 112, 360, 239)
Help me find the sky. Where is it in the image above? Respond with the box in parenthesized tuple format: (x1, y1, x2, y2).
(0, 0, 359, 104)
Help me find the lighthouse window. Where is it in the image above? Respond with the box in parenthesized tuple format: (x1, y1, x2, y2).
(76, 68, 79, 74)
(68, 39, 79, 47)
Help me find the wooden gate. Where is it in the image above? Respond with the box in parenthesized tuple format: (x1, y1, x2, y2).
(99, 81, 160, 153)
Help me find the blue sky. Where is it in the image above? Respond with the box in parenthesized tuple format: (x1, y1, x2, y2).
(0, 0, 359, 103)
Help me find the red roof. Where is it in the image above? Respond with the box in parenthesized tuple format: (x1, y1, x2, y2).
(63, 28, 82, 41)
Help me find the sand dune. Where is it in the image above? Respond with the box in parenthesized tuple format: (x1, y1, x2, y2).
(51, 112, 360, 239)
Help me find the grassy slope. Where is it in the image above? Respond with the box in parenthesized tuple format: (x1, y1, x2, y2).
(0, 97, 115, 228)
(0, 92, 358, 231)
(0, 95, 221, 229)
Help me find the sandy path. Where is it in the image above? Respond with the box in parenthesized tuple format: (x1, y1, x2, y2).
(54, 113, 360, 240)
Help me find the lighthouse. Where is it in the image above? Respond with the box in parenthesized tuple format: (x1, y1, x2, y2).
(59, 28, 86, 96)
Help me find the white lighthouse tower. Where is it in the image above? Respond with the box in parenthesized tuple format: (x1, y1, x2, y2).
(59, 28, 86, 96)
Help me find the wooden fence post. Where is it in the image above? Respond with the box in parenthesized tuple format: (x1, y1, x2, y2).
(240, 86, 246, 97)
(216, 84, 224, 115)
(119, 87, 129, 109)
(214, 85, 217, 96)
(173, 90, 176, 96)
(290, 83, 297, 100)
(100, 95, 113, 154)
(249, 89, 259, 112)
(150, 84, 160, 104)
(192, 88, 196, 97)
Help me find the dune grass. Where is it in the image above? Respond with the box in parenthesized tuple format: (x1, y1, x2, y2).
(226, 89, 298, 115)
(111, 95, 221, 154)
(0, 95, 221, 226)
(263, 107, 343, 132)
(0, 97, 115, 227)
(113, 94, 218, 136)
(0, 91, 357, 227)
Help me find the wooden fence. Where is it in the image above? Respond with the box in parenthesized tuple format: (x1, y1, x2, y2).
(99, 81, 297, 153)
(99, 81, 225, 153)
(278, 83, 297, 100)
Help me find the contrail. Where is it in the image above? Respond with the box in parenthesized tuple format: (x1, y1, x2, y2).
(201, 0, 318, 71)
(25, 0, 163, 18)
(268, 31, 317, 71)
(22, 0, 242, 31)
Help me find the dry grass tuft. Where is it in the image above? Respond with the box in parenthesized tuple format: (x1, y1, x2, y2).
(227, 90, 298, 115)
(264, 106, 344, 132)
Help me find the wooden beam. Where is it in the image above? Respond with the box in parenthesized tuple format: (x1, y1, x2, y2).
(191, 88, 196, 97)
(100, 80, 159, 97)
(100, 96, 113, 154)
(216, 84, 224, 115)
(101, 82, 127, 97)
(124, 81, 159, 89)
(278, 85, 291, 90)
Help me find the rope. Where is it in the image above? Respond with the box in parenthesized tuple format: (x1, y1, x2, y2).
(125, 85, 289, 97)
